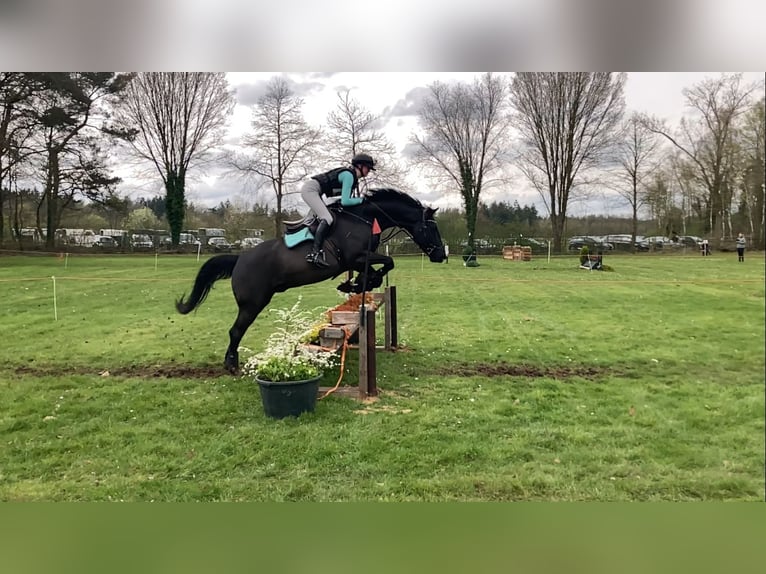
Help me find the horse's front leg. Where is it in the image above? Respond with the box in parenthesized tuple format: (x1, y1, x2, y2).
(349, 253, 394, 292)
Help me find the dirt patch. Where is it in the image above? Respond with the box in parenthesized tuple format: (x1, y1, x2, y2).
(434, 362, 614, 380)
(12, 362, 616, 381)
(13, 364, 230, 379)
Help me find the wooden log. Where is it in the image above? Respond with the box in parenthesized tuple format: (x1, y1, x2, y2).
(331, 310, 361, 325)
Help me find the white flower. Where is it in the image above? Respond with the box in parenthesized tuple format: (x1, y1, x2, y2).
(241, 297, 338, 382)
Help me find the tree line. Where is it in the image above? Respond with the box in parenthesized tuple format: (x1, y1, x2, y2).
(2, 72, 763, 253)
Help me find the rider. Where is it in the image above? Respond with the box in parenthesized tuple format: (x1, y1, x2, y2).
(301, 152, 376, 268)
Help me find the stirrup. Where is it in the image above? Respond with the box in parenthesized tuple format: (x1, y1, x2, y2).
(307, 250, 329, 268)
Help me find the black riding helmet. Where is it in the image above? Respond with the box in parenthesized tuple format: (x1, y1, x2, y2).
(351, 153, 376, 171)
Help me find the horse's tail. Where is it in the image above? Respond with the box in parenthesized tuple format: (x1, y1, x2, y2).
(176, 254, 239, 314)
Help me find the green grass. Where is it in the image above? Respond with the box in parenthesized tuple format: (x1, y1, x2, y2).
(1, 251, 763, 500)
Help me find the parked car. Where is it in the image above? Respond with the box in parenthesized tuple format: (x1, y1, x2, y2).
(676, 235, 704, 248)
(161, 233, 201, 248)
(236, 237, 264, 249)
(208, 236, 233, 252)
(131, 234, 153, 250)
(634, 239, 651, 251)
(644, 236, 673, 249)
(90, 235, 117, 249)
(180, 232, 200, 246)
(567, 236, 613, 251)
(506, 237, 548, 251)
(603, 234, 650, 251)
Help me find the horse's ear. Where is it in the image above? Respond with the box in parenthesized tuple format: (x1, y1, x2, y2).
(426, 207, 438, 218)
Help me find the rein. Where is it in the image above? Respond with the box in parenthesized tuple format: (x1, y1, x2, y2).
(340, 199, 438, 254)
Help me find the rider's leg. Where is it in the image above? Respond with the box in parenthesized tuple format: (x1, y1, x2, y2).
(301, 181, 334, 267)
(308, 219, 331, 267)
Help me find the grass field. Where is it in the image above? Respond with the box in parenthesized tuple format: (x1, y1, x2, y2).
(0, 250, 763, 501)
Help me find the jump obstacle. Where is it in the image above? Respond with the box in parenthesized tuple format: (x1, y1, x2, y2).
(316, 285, 398, 400)
(502, 245, 532, 261)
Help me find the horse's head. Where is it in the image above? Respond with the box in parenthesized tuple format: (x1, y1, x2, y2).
(366, 189, 446, 263)
(411, 206, 446, 262)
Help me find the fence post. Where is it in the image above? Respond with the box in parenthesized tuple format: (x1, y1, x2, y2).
(358, 308, 378, 398)
(384, 286, 398, 350)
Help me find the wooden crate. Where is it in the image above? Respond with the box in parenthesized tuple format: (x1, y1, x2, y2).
(502, 245, 532, 261)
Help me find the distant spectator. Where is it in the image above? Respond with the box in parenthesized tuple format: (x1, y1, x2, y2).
(701, 238, 710, 256)
(736, 233, 746, 262)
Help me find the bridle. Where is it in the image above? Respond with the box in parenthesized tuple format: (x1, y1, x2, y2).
(370, 202, 441, 256)
(410, 213, 441, 256)
(336, 195, 442, 256)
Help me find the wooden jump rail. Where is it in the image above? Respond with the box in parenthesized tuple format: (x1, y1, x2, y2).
(317, 286, 398, 399)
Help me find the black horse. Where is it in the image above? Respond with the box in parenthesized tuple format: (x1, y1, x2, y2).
(176, 188, 447, 373)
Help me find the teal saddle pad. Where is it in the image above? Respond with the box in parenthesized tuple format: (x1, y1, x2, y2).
(284, 227, 314, 248)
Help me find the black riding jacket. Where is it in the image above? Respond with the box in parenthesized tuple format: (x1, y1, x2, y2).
(311, 167, 359, 198)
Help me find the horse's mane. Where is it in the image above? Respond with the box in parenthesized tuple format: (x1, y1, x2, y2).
(367, 188, 425, 209)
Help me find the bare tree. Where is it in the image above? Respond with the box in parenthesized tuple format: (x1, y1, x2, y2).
(643, 168, 676, 238)
(325, 89, 407, 189)
(643, 73, 757, 239)
(610, 112, 662, 250)
(112, 73, 235, 245)
(412, 73, 511, 251)
(229, 77, 320, 238)
(510, 73, 626, 252)
(737, 96, 765, 247)
(669, 151, 704, 235)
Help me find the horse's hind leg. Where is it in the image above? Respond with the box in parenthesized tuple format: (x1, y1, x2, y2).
(224, 293, 273, 374)
(225, 308, 257, 374)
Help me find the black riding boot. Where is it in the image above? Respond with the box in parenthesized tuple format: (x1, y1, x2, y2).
(306, 220, 331, 268)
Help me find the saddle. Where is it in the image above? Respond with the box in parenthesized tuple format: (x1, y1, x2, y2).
(283, 215, 318, 234)
(282, 203, 346, 248)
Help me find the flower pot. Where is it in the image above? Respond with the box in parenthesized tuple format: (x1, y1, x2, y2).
(256, 376, 320, 419)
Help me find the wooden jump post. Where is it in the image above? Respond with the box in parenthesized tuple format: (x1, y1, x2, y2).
(318, 285, 398, 399)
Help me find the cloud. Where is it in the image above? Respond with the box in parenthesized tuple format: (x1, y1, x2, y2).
(385, 87, 432, 119)
(232, 82, 272, 107)
(231, 74, 327, 107)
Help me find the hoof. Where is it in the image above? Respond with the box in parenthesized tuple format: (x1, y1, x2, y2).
(224, 357, 239, 375)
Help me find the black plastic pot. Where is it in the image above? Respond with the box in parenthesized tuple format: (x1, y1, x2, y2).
(256, 376, 320, 419)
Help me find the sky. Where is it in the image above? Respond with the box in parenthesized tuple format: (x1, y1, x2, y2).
(116, 72, 764, 219)
(3, 1, 766, 70)
(1, 3, 764, 215)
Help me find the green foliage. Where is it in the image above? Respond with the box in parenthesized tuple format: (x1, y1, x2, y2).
(481, 200, 540, 226)
(0, 254, 763, 500)
(579, 245, 589, 265)
(165, 173, 185, 245)
(125, 207, 162, 230)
